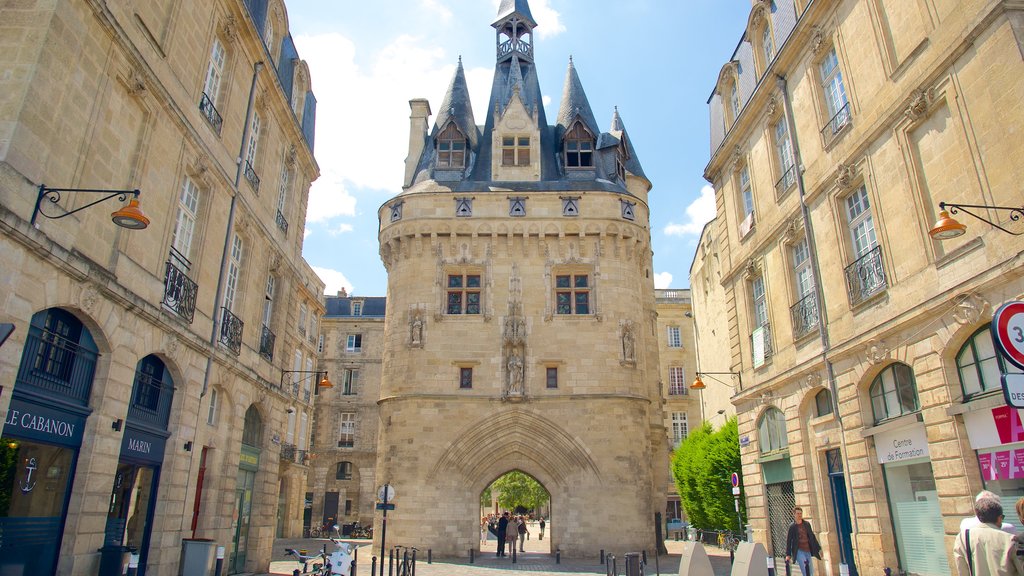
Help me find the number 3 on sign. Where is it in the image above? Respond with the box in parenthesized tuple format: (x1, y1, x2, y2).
(992, 302, 1024, 371)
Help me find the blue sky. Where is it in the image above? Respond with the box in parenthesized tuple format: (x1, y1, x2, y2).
(288, 0, 751, 297)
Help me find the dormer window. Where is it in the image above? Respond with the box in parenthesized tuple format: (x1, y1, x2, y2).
(437, 123, 467, 169)
(502, 136, 530, 166)
(564, 123, 594, 168)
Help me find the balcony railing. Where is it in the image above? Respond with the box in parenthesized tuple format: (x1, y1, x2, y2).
(844, 245, 887, 306)
(244, 161, 260, 191)
(259, 325, 276, 362)
(128, 371, 172, 428)
(162, 258, 198, 324)
(275, 209, 289, 234)
(219, 307, 244, 356)
(497, 38, 533, 60)
(775, 164, 797, 198)
(668, 384, 689, 396)
(750, 323, 774, 367)
(820, 102, 852, 146)
(199, 92, 223, 134)
(17, 328, 97, 406)
(790, 292, 819, 340)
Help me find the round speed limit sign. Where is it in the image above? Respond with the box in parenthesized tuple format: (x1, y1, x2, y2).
(991, 301, 1024, 370)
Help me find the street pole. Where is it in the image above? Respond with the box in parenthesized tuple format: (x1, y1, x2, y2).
(734, 496, 743, 538)
(379, 483, 389, 576)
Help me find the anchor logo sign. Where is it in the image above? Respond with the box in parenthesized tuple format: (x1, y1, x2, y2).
(19, 457, 38, 494)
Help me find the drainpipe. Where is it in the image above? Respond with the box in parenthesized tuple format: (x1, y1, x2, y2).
(182, 61, 264, 535)
(777, 74, 859, 568)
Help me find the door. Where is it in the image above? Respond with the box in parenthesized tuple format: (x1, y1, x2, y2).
(323, 491, 339, 530)
(231, 468, 255, 574)
(827, 449, 857, 575)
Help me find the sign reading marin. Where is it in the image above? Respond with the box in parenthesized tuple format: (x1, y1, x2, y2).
(120, 425, 168, 465)
(3, 396, 86, 447)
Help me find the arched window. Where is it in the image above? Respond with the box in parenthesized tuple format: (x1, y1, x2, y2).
(564, 122, 594, 168)
(814, 389, 833, 418)
(957, 326, 1023, 399)
(437, 123, 467, 169)
(130, 355, 174, 428)
(242, 406, 264, 447)
(869, 363, 919, 423)
(336, 461, 353, 480)
(757, 407, 788, 454)
(20, 308, 99, 406)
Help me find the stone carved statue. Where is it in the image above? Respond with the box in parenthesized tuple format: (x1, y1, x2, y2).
(409, 312, 424, 346)
(622, 325, 636, 363)
(507, 351, 524, 396)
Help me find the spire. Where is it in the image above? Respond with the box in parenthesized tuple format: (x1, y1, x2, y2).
(505, 53, 525, 109)
(556, 56, 599, 139)
(607, 107, 647, 180)
(432, 57, 478, 147)
(493, 0, 537, 28)
(610, 106, 624, 132)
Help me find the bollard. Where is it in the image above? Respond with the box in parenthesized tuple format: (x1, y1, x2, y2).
(214, 546, 225, 576)
(371, 556, 377, 576)
(884, 569, 892, 576)
(388, 548, 393, 576)
(624, 552, 641, 576)
(469, 548, 474, 563)
(293, 570, 300, 576)
(556, 549, 561, 564)
(428, 549, 432, 564)
(411, 549, 416, 576)
(642, 550, 647, 564)
(352, 547, 358, 576)
(601, 549, 605, 564)
(768, 556, 778, 576)
(611, 554, 617, 576)
(654, 548, 660, 576)
(730, 548, 734, 565)
(512, 545, 517, 564)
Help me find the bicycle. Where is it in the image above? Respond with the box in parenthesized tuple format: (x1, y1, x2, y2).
(393, 545, 418, 576)
(286, 538, 353, 576)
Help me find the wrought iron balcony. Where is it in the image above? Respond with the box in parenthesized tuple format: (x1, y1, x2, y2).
(775, 165, 797, 198)
(275, 209, 289, 234)
(128, 370, 172, 427)
(219, 307, 244, 356)
(199, 92, 223, 134)
(820, 102, 852, 146)
(244, 161, 260, 191)
(790, 292, 820, 340)
(750, 323, 774, 367)
(259, 325, 276, 362)
(162, 256, 198, 323)
(844, 245, 887, 306)
(668, 384, 689, 396)
(17, 328, 97, 406)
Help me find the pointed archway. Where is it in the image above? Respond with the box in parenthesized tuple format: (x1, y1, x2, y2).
(479, 470, 551, 557)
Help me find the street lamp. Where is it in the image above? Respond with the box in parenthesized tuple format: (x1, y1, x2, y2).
(281, 369, 333, 389)
(928, 201, 1023, 239)
(31, 184, 150, 230)
(690, 371, 742, 390)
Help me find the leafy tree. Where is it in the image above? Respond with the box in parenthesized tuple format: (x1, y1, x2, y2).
(487, 471, 549, 512)
(671, 417, 746, 531)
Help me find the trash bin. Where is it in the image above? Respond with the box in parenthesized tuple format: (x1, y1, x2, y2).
(179, 539, 217, 576)
(98, 545, 133, 576)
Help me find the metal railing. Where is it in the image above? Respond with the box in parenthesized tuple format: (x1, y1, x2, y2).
(750, 323, 774, 366)
(668, 384, 689, 396)
(244, 161, 260, 191)
(259, 325, 276, 362)
(775, 164, 796, 198)
(128, 371, 172, 427)
(162, 257, 198, 323)
(790, 292, 819, 340)
(199, 92, 223, 134)
(219, 307, 244, 356)
(844, 245, 887, 306)
(280, 442, 308, 464)
(820, 102, 852, 146)
(275, 209, 289, 234)
(17, 329, 97, 406)
(497, 39, 533, 60)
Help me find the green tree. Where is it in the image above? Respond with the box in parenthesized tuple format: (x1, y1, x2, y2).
(671, 417, 746, 531)
(488, 471, 549, 512)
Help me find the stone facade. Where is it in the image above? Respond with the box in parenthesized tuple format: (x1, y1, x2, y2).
(0, 1, 323, 575)
(371, 0, 667, 558)
(696, 1, 1024, 575)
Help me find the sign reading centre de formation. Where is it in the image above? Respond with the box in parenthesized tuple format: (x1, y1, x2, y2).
(875, 423, 929, 464)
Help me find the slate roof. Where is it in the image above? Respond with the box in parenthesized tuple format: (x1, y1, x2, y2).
(324, 297, 387, 317)
(493, 0, 537, 28)
(432, 57, 479, 148)
(555, 57, 601, 143)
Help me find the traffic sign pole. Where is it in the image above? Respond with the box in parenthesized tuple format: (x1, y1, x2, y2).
(378, 483, 390, 576)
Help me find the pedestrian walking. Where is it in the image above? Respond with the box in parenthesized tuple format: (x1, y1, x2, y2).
(497, 512, 509, 557)
(784, 507, 821, 576)
(961, 491, 1016, 534)
(505, 515, 520, 556)
(539, 517, 546, 541)
(954, 492, 1024, 575)
(518, 515, 530, 552)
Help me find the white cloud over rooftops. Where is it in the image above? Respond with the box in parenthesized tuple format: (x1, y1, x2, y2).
(664, 184, 716, 237)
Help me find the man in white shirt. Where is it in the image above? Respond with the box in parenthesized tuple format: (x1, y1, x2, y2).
(953, 492, 1024, 575)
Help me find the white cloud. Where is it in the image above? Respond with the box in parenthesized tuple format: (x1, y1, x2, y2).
(492, 0, 565, 39)
(329, 223, 354, 236)
(421, 0, 453, 23)
(665, 185, 716, 237)
(312, 266, 354, 296)
(654, 272, 673, 289)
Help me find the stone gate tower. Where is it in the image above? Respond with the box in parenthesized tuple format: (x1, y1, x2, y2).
(375, 0, 667, 557)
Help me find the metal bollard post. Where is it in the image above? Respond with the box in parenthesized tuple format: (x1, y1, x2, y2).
(730, 548, 734, 565)
(601, 549, 605, 564)
(388, 548, 394, 576)
(352, 547, 358, 576)
(411, 549, 416, 576)
(371, 556, 377, 576)
(556, 549, 561, 564)
(512, 544, 517, 564)
(293, 570, 300, 576)
(655, 548, 660, 576)
(428, 549, 432, 564)
(469, 548, 474, 563)
(623, 552, 641, 576)
(214, 546, 225, 576)
(768, 556, 777, 576)
(642, 550, 647, 564)
(126, 553, 139, 576)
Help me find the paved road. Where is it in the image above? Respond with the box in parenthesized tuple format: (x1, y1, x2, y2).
(256, 537, 735, 576)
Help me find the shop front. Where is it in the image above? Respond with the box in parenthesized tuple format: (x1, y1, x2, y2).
(876, 422, 949, 576)
(962, 404, 1024, 529)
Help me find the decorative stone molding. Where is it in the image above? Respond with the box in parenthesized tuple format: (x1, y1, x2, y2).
(268, 251, 283, 272)
(765, 95, 778, 118)
(125, 68, 148, 98)
(834, 163, 856, 190)
(865, 340, 890, 365)
(742, 257, 761, 281)
(952, 293, 989, 326)
(810, 27, 827, 55)
(221, 15, 239, 43)
(904, 89, 934, 122)
(783, 217, 804, 245)
(503, 302, 526, 347)
(162, 333, 179, 357)
(285, 144, 298, 167)
(805, 372, 822, 389)
(80, 285, 100, 313)
(188, 154, 212, 185)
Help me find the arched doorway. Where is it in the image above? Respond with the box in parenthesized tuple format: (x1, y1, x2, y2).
(478, 470, 551, 557)
(231, 406, 263, 573)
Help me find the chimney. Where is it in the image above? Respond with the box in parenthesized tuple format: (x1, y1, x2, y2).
(404, 99, 432, 188)
(337, 288, 348, 298)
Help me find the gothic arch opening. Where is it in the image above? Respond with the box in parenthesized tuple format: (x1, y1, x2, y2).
(478, 470, 551, 557)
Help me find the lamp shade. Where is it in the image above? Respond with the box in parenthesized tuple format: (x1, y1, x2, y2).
(690, 375, 706, 390)
(111, 198, 150, 229)
(928, 209, 966, 240)
(318, 374, 333, 389)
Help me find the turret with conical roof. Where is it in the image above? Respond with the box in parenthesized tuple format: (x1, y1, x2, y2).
(493, 0, 536, 63)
